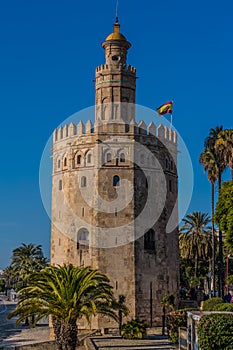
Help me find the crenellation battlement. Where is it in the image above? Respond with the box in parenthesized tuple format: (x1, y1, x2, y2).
(53, 119, 177, 145)
(96, 64, 109, 72)
(127, 65, 136, 73)
(96, 64, 136, 74)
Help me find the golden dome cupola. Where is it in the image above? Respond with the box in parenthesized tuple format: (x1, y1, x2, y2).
(102, 19, 131, 68)
(105, 18, 127, 42)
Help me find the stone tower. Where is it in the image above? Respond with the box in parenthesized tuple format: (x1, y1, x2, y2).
(51, 19, 180, 329)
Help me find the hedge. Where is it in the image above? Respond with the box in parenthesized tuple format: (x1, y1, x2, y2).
(202, 297, 223, 311)
(197, 314, 233, 350)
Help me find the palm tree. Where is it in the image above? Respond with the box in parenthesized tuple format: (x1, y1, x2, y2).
(199, 149, 218, 293)
(179, 212, 212, 279)
(201, 126, 226, 298)
(8, 264, 122, 350)
(204, 126, 224, 150)
(11, 243, 47, 286)
(215, 129, 233, 179)
(3, 265, 17, 291)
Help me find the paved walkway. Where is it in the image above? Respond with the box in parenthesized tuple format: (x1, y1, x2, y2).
(87, 334, 178, 350)
(0, 295, 51, 348)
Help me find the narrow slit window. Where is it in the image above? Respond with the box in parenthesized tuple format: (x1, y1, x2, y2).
(59, 180, 62, 191)
(81, 176, 87, 187)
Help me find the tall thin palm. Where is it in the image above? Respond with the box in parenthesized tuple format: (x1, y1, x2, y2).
(215, 129, 233, 179)
(199, 149, 218, 292)
(8, 264, 123, 350)
(3, 265, 17, 290)
(179, 212, 212, 279)
(202, 126, 226, 297)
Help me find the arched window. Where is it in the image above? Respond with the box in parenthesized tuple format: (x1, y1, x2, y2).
(77, 228, 89, 250)
(144, 229, 155, 251)
(120, 153, 125, 163)
(77, 155, 81, 165)
(113, 175, 120, 187)
(106, 153, 111, 163)
(87, 153, 92, 163)
(58, 179, 62, 191)
(58, 160, 61, 169)
(166, 158, 169, 169)
(81, 176, 87, 187)
(64, 157, 67, 167)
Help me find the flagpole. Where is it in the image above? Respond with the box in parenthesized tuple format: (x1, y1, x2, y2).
(170, 100, 174, 129)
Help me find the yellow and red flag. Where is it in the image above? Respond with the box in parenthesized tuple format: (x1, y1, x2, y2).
(156, 101, 173, 115)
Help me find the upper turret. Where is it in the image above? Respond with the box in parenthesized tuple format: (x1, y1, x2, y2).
(101, 19, 131, 69)
(95, 19, 136, 123)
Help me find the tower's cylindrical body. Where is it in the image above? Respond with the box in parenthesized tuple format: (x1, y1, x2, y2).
(51, 21, 180, 329)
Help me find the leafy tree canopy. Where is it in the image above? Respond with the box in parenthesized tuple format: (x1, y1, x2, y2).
(215, 181, 233, 252)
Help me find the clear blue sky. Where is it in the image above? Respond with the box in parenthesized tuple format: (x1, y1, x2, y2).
(0, 0, 232, 268)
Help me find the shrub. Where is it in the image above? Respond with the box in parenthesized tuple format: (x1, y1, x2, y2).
(166, 310, 187, 343)
(214, 303, 233, 312)
(167, 308, 199, 344)
(197, 314, 233, 350)
(121, 319, 147, 339)
(202, 297, 223, 311)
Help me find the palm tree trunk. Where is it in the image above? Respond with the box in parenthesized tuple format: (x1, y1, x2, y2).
(62, 321, 78, 350)
(218, 174, 224, 298)
(211, 182, 215, 296)
(194, 252, 198, 279)
(52, 317, 63, 350)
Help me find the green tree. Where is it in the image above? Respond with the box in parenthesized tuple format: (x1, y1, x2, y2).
(11, 243, 47, 286)
(8, 264, 121, 350)
(215, 180, 233, 252)
(215, 129, 233, 179)
(179, 212, 212, 279)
